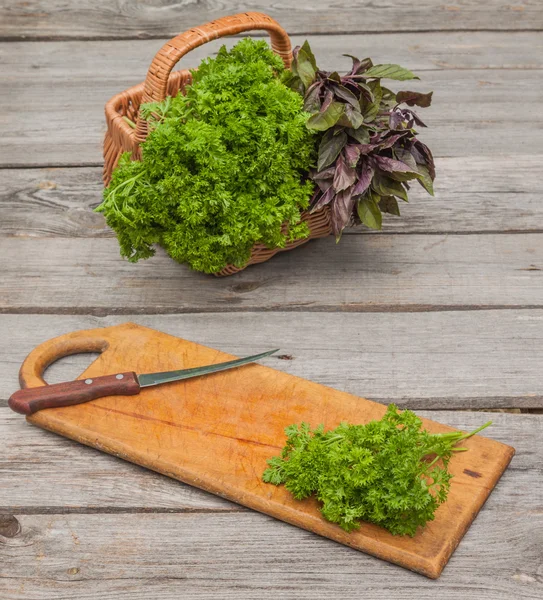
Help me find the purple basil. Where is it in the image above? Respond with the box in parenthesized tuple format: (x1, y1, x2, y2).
(288, 42, 435, 235)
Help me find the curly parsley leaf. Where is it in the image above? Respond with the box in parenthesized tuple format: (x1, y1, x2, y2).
(263, 405, 491, 536)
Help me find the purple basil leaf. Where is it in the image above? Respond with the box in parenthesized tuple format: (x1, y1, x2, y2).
(411, 110, 427, 128)
(374, 155, 416, 173)
(317, 129, 348, 171)
(396, 90, 433, 108)
(316, 178, 333, 193)
(320, 89, 334, 113)
(357, 143, 378, 155)
(357, 57, 373, 73)
(352, 160, 374, 196)
(304, 83, 322, 113)
(332, 186, 356, 237)
(414, 141, 436, 179)
(410, 143, 425, 164)
(343, 53, 361, 75)
(393, 147, 418, 171)
(344, 144, 360, 168)
(311, 165, 336, 180)
(333, 154, 357, 192)
(311, 186, 335, 212)
(332, 83, 361, 110)
(344, 56, 373, 76)
(378, 132, 408, 150)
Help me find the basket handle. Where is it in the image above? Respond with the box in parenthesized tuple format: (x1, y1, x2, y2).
(134, 12, 292, 144)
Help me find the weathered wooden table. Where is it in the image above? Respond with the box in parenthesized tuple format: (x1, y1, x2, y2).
(1, 2, 542, 598)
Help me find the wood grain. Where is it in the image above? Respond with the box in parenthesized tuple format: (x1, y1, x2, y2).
(1, 507, 541, 599)
(1, 407, 538, 511)
(15, 322, 514, 578)
(1, 1, 541, 40)
(3, 157, 542, 238)
(1, 234, 542, 312)
(1, 313, 542, 410)
(1, 33, 542, 166)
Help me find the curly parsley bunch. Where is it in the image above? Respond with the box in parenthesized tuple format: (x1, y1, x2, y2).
(263, 405, 490, 536)
(97, 39, 315, 273)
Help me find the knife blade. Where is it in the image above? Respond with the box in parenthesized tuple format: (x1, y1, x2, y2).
(8, 349, 279, 416)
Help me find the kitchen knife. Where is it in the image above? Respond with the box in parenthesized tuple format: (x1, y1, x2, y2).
(8, 349, 279, 416)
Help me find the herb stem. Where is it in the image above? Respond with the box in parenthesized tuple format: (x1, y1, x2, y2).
(457, 420, 492, 441)
(122, 116, 136, 129)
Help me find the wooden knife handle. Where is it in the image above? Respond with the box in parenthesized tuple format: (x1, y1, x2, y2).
(8, 372, 140, 415)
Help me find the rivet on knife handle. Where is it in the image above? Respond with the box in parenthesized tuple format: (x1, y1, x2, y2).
(8, 372, 140, 416)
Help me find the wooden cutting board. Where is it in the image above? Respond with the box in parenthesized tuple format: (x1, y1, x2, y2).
(19, 322, 514, 578)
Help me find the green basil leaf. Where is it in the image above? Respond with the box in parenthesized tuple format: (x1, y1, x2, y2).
(337, 104, 365, 129)
(393, 147, 418, 171)
(296, 47, 317, 89)
(363, 80, 383, 122)
(301, 40, 317, 71)
(417, 164, 435, 196)
(357, 195, 382, 230)
(357, 81, 374, 102)
(388, 171, 422, 182)
(364, 64, 420, 81)
(346, 127, 370, 144)
(379, 196, 401, 216)
(317, 129, 348, 171)
(372, 173, 408, 202)
(306, 102, 345, 131)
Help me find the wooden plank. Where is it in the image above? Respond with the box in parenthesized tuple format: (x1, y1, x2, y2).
(1, 1, 541, 39)
(1, 33, 542, 166)
(3, 157, 542, 238)
(1, 234, 542, 312)
(1, 408, 538, 512)
(1, 314, 542, 409)
(1, 501, 541, 598)
(0, 167, 108, 238)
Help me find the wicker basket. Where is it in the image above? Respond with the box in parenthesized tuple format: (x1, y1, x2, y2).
(103, 12, 332, 276)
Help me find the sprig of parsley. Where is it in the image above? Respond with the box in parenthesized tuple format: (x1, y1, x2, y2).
(263, 404, 491, 536)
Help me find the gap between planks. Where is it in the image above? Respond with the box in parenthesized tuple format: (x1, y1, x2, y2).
(2, 29, 543, 43)
(2, 305, 543, 316)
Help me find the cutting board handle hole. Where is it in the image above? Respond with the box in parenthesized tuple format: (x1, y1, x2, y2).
(19, 332, 110, 389)
(43, 352, 102, 385)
